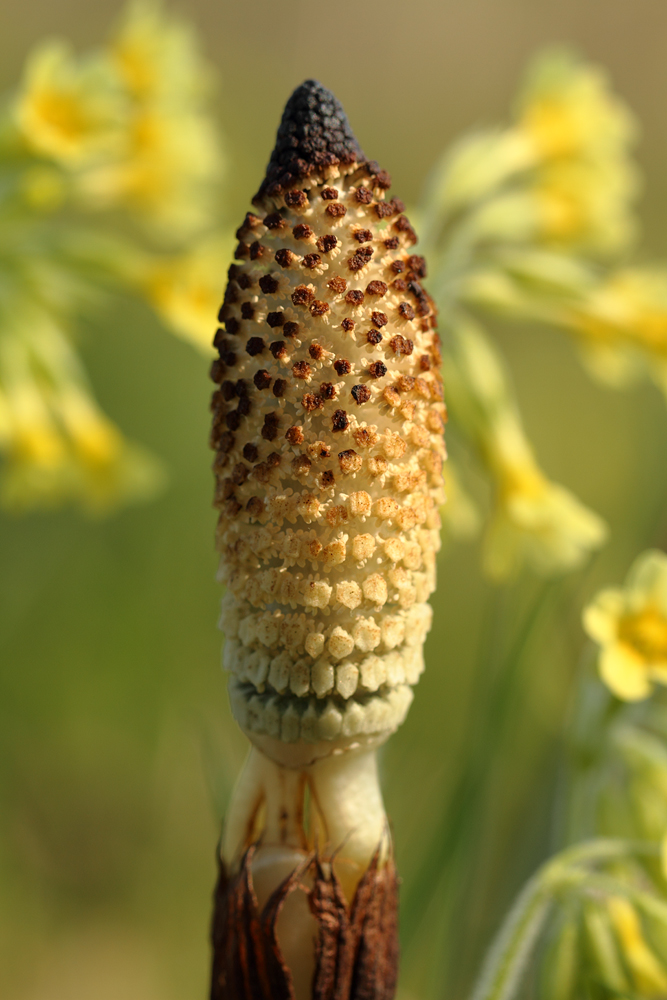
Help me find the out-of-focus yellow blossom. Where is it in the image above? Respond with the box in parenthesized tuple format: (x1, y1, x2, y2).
(423, 49, 637, 258)
(530, 156, 637, 253)
(0, 1, 225, 511)
(583, 550, 667, 701)
(465, 156, 636, 255)
(111, 0, 210, 103)
(565, 268, 667, 397)
(139, 235, 229, 352)
(80, 106, 220, 237)
(447, 317, 606, 579)
(76, 0, 222, 237)
(607, 896, 667, 996)
(661, 834, 667, 880)
(484, 434, 607, 580)
(0, 304, 164, 512)
(516, 49, 636, 166)
(14, 41, 125, 165)
(512, 49, 638, 256)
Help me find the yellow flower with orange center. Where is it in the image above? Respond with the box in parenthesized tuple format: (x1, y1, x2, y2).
(14, 41, 124, 165)
(584, 550, 667, 701)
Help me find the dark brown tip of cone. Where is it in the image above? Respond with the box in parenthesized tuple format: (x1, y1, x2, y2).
(255, 81, 365, 202)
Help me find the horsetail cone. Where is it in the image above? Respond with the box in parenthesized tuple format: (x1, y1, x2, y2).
(210, 80, 445, 999)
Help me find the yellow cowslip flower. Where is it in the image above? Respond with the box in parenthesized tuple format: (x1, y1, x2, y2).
(447, 317, 606, 579)
(13, 41, 125, 165)
(515, 49, 636, 166)
(78, 105, 220, 237)
(71, 0, 223, 237)
(564, 268, 667, 398)
(515, 52, 638, 257)
(531, 156, 637, 254)
(485, 436, 608, 579)
(110, 0, 209, 104)
(423, 49, 638, 257)
(139, 239, 229, 353)
(0, 304, 164, 511)
(583, 550, 667, 701)
(607, 896, 667, 997)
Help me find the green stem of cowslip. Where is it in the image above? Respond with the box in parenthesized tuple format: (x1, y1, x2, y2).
(468, 840, 659, 1000)
(400, 579, 554, 960)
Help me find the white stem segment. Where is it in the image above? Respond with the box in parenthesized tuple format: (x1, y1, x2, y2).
(222, 741, 389, 999)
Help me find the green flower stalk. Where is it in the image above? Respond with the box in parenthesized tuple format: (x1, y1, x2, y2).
(209, 80, 445, 998)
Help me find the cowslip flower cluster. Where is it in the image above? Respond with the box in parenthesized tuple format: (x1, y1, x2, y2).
(471, 558, 667, 999)
(209, 80, 445, 999)
(0, 0, 224, 511)
(419, 49, 666, 580)
(445, 315, 606, 578)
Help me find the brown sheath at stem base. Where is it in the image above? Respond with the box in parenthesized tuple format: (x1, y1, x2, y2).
(210, 843, 399, 1000)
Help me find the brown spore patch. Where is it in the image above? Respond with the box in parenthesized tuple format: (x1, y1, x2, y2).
(331, 409, 349, 432)
(270, 341, 288, 360)
(285, 425, 305, 445)
(261, 412, 280, 440)
(246, 337, 265, 356)
(275, 248, 295, 268)
(317, 234, 338, 253)
(285, 190, 307, 209)
(259, 274, 279, 294)
(302, 393, 324, 412)
(253, 369, 272, 390)
(263, 212, 285, 230)
(293, 361, 312, 379)
(326, 203, 347, 218)
(292, 285, 314, 306)
(249, 242, 268, 260)
(368, 361, 387, 379)
(310, 300, 330, 317)
(351, 384, 371, 404)
(390, 335, 414, 356)
(293, 223, 314, 240)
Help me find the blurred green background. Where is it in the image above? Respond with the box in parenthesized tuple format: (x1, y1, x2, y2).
(2, 1, 667, 998)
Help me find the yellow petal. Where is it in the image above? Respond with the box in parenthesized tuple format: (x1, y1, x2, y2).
(599, 643, 652, 701)
(627, 550, 667, 616)
(582, 588, 624, 644)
